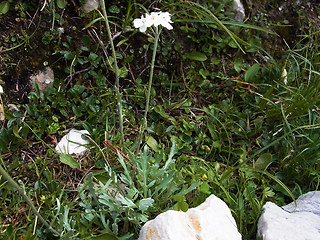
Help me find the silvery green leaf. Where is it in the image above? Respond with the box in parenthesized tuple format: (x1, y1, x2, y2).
(139, 198, 154, 211)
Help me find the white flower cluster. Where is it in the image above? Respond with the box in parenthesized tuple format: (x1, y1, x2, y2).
(133, 12, 173, 32)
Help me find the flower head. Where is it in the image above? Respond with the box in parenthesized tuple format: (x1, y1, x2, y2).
(134, 11, 173, 32)
(133, 15, 149, 32)
(156, 12, 173, 30)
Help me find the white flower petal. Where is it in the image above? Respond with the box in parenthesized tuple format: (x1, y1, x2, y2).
(134, 18, 144, 28)
(139, 25, 147, 32)
(160, 12, 171, 21)
(144, 13, 155, 27)
(161, 21, 173, 30)
(0, 85, 3, 94)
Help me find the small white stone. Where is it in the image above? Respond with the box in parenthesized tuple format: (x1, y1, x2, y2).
(138, 194, 242, 240)
(30, 67, 54, 92)
(55, 129, 90, 155)
(82, 0, 99, 13)
(232, 0, 246, 22)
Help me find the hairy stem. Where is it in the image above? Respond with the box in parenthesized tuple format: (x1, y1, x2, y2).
(0, 165, 61, 237)
(100, 0, 125, 150)
(136, 27, 160, 153)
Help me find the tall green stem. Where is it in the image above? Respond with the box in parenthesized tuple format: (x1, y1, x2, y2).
(0, 165, 61, 237)
(100, 0, 125, 149)
(136, 27, 160, 153)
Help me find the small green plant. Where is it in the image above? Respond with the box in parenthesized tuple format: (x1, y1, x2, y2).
(53, 143, 197, 238)
(0, 161, 61, 237)
(133, 11, 174, 152)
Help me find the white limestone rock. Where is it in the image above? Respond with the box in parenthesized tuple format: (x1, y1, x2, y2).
(138, 194, 242, 240)
(55, 129, 90, 155)
(257, 191, 320, 240)
(232, 0, 245, 22)
(282, 191, 320, 215)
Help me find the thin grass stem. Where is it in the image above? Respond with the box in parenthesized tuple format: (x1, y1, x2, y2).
(100, 0, 125, 150)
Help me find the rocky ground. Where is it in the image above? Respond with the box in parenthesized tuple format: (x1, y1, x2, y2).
(0, 0, 319, 105)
